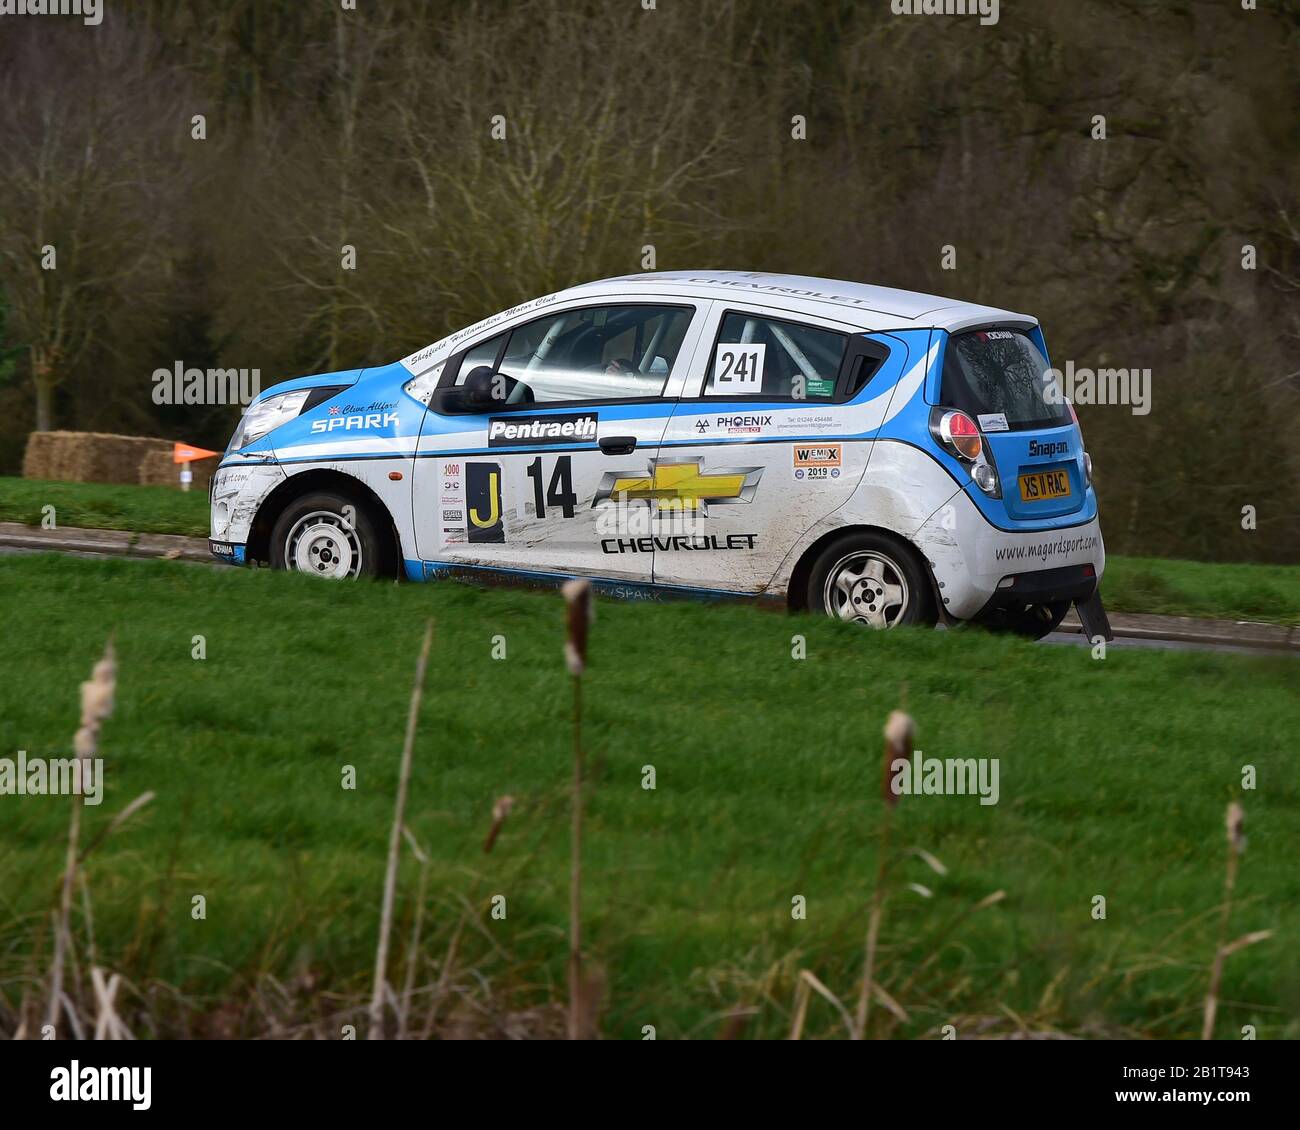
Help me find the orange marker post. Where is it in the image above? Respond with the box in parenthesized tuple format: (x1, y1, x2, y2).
(172, 442, 221, 491)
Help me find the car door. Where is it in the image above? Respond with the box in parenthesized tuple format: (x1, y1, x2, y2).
(652, 303, 907, 594)
(411, 298, 708, 584)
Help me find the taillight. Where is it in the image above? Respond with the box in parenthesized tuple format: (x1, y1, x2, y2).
(935, 410, 982, 461)
(1067, 399, 1084, 438)
(929, 407, 1000, 495)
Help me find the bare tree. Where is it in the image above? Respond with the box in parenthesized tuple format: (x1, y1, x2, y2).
(0, 24, 186, 430)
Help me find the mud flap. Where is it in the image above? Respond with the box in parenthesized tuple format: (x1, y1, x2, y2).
(1074, 590, 1113, 642)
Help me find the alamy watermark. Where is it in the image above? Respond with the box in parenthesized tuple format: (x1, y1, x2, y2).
(0, 0, 102, 26)
(1, 751, 103, 806)
(891, 0, 999, 27)
(1045, 360, 1152, 416)
(152, 362, 261, 407)
(890, 750, 1000, 806)
(50, 1062, 150, 1110)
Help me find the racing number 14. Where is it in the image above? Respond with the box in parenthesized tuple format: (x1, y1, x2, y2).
(526, 455, 577, 519)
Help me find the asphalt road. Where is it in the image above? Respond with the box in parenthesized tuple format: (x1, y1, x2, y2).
(1039, 631, 1286, 656)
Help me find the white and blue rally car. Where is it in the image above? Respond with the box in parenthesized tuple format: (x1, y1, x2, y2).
(210, 272, 1111, 638)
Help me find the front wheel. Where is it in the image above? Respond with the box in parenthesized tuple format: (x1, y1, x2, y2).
(806, 533, 936, 629)
(270, 492, 390, 579)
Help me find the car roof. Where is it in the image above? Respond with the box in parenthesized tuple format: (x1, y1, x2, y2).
(398, 271, 1039, 376)
(551, 270, 1036, 333)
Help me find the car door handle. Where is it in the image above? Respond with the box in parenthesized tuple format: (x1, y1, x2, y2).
(599, 436, 637, 455)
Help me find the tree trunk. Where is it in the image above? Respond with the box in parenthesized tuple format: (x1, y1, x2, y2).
(34, 376, 54, 432)
(32, 345, 58, 431)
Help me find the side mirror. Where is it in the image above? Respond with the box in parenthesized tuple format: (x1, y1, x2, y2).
(430, 367, 531, 415)
(430, 367, 494, 415)
(461, 366, 503, 410)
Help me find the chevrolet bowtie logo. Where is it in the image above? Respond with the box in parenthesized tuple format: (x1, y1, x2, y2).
(592, 458, 762, 515)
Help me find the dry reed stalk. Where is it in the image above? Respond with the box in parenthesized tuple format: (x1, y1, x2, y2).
(790, 977, 811, 1040)
(880, 888, 1007, 1038)
(790, 969, 856, 1040)
(77, 790, 155, 865)
(90, 966, 131, 1040)
(1201, 802, 1272, 1039)
(47, 639, 116, 1034)
(854, 709, 912, 1040)
(396, 826, 430, 1041)
(482, 794, 515, 854)
(562, 578, 593, 1040)
(368, 619, 434, 1041)
(420, 908, 468, 1040)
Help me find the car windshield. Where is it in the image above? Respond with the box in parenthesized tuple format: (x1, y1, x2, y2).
(940, 329, 1071, 430)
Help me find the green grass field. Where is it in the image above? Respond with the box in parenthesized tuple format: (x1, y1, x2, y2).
(0, 476, 211, 538)
(3, 475, 1298, 625)
(0, 553, 1295, 1039)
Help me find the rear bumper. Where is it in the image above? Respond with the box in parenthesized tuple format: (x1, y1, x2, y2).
(913, 491, 1105, 621)
(972, 562, 1097, 618)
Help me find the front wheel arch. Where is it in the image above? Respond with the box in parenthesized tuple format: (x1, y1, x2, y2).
(249, 469, 401, 578)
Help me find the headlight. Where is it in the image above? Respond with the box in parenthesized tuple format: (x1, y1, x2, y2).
(228, 390, 310, 452)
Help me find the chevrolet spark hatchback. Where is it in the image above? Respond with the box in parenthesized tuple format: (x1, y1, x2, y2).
(209, 272, 1108, 638)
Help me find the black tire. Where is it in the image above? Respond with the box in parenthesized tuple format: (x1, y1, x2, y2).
(269, 491, 392, 579)
(978, 600, 1071, 641)
(806, 531, 936, 629)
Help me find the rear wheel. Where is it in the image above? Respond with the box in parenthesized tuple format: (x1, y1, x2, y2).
(270, 492, 390, 579)
(807, 532, 935, 629)
(978, 600, 1070, 641)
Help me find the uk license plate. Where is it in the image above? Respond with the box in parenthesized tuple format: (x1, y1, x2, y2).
(1018, 469, 1071, 502)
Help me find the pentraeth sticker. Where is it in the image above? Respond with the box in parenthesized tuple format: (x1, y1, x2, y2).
(488, 413, 598, 447)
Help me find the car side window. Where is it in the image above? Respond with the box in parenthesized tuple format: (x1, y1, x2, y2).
(451, 331, 509, 386)
(704, 313, 847, 400)
(493, 304, 692, 404)
(844, 352, 885, 399)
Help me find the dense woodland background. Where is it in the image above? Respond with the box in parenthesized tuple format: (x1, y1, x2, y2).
(0, 0, 1296, 562)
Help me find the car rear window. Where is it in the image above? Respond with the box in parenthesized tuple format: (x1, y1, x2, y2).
(940, 329, 1070, 430)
